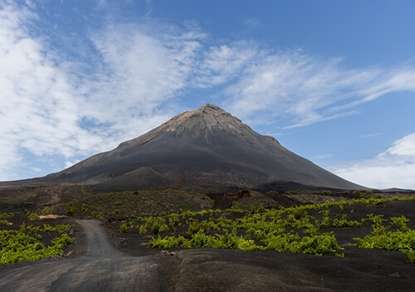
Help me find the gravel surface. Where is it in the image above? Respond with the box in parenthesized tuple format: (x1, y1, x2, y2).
(0, 220, 164, 292)
(1, 218, 414, 292)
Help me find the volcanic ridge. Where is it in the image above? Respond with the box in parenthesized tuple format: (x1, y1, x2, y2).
(42, 104, 360, 190)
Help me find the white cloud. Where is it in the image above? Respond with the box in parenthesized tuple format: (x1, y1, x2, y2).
(0, 2, 103, 179)
(194, 42, 259, 87)
(81, 22, 204, 139)
(0, 2, 203, 180)
(219, 49, 415, 128)
(333, 133, 415, 189)
(385, 133, 415, 157)
(1, 1, 415, 183)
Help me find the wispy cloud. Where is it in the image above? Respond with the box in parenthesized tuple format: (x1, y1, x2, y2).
(0, 2, 105, 179)
(0, 2, 203, 179)
(1, 1, 415, 182)
(82, 21, 204, 139)
(333, 133, 415, 189)
(193, 42, 259, 88)
(212, 46, 415, 128)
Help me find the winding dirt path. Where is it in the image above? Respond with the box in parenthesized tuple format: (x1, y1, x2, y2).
(1, 220, 414, 291)
(0, 220, 163, 292)
(77, 220, 123, 258)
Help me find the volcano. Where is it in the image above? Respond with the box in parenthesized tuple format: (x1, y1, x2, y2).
(43, 104, 360, 190)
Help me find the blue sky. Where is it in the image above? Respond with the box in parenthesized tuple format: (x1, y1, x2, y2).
(1, 0, 415, 188)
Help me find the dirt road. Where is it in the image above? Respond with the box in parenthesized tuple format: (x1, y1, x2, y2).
(0, 220, 165, 292)
(78, 220, 123, 258)
(1, 220, 414, 292)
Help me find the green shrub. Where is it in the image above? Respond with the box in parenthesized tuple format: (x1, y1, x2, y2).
(0, 219, 12, 226)
(119, 223, 129, 233)
(138, 217, 169, 235)
(0, 212, 14, 220)
(0, 224, 74, 265)
(355, 215, 415, 262)
(390, 216, 410, 231)
(27, 212, 39, 221)
(236, 238, 258, 251)
(66, 206, 76, 216)
(403, 249, 415, 262)
(331, 215, 363, 228)
(263, 233, 343, 256)
(40, 206, 55, 215)
(150, 235, 189, 249)
(367, 214, 386, 234)
(128, 195, 415, 258)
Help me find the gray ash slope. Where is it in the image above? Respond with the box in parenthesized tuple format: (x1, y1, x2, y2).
(45, 104, 361, 190)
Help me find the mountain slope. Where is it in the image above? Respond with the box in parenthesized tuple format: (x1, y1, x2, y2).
(44, 104, 361, 190)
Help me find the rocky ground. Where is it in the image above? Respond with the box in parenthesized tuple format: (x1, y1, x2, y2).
(1, 200, 415, 292)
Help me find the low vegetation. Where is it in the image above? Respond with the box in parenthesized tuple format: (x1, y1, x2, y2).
(62, 189, 213, 220)
(120, 196, 415, 260)
(0, 212, 74, 265)
(354, 214, 415, 262)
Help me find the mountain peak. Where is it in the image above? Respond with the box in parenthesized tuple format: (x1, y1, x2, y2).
(116, 103, 247, 149)
(197, 103, 224, 112)
(51, 104, 361, 191)
(162, 103, 251, 137)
